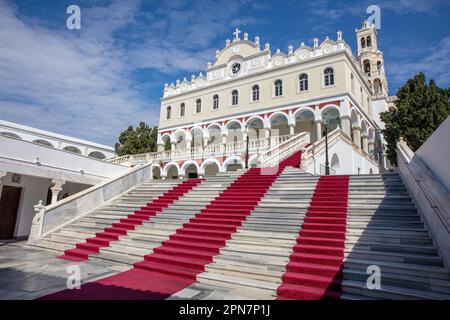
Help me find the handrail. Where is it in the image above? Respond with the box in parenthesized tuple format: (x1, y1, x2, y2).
(257, 132, 310, 167)
(107, 135, 292, 165)
(397, 141, 450, 234)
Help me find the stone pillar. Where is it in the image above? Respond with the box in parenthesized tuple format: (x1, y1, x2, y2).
(171, 142, 176, 151)
(314, 120, 322, 141)
(50, 179, 65, 205)
(157, 143, 165, 152)
(340, 116, 352, 137)
(362, 135, 369, 153)
(352, 126, 361, 149)
(221, 135, 227, 153)
(289, 124, 295, 137)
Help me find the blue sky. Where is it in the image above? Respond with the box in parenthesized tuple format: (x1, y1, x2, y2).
(0, 0, 449, 146)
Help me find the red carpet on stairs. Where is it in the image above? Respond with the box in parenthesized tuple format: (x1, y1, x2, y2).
(58, 179, 203, 262)
(276, 175, 350, 300)
(41, 152, 302, 300)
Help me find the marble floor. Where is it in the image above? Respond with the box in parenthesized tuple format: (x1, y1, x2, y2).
(0, 241, 129, 300)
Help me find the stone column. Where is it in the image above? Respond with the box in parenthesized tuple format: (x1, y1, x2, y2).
(157, 143, 165, 152)
(352, 126, 361, 149)
(289, 124, 295, 137)
(50, 179, 65, 205)
(221, 135, 227, 154)
(314, 120, 322, 141)
(171, 142, 176, 151)
(362, 135, 369, 153)
(340, 116, 352, 137)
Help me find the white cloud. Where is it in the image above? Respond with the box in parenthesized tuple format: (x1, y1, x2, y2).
(0, 0, 252, 145)
(387, 36, 450, 87)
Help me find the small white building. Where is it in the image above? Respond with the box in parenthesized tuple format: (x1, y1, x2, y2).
(0, 119, 127, 240)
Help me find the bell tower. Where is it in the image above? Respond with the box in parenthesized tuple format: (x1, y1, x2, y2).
(355, 20, 388, 97)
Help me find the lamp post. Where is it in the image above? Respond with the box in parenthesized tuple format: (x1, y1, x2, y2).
(322, 116, 330, 176)
(245, 124, 250, 169)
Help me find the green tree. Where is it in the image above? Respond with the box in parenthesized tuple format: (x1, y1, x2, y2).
(380, 72, 449, 165)
(115, 122, 159, 156)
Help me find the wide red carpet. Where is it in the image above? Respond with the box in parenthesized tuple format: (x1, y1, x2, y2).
(41, 152, 301, 300)
(277, 175, 350, 300)
(58, 179, 203, 262)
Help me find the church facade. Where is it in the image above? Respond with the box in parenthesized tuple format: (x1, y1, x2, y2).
(155, 22, 391, 179)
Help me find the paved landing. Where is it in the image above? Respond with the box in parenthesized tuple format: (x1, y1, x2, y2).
(0, 241, 130, 300)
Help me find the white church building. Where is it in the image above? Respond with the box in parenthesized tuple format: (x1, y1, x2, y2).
(132, 21, 396, 180)
(1, 21, 396, 241)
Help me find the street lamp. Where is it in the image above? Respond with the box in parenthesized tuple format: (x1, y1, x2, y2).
(245, 123, 250, 169)
(322, 116, 330, 175)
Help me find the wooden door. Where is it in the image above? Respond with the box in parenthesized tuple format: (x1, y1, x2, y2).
(0, 186, 22, 239)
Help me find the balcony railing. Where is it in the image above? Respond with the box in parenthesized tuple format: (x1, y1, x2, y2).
(107, 134, 292, 166)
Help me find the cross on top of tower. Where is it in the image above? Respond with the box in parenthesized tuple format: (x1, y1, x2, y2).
(233, 28, 241, 40)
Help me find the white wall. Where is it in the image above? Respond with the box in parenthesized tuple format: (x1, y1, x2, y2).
(0, 173, 92, 238)
(415, 116, 450, 192)
(1, 173, 50, 237)
(0, 135, 129, 185)
(371, 98, 387, 130)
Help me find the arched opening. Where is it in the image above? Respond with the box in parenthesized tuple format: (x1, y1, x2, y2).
(88, 151, 106, 159)
(366, 36, 372, 47)
(184, 163, 198, 179)
(63, 146, 82, 154)
(0, 132, 21, 139)
(270, 113, 289, 138)
(180, 103, 185, 117)
(377, 61, 382, 72)
(231, 90, 239, 106)
(363, 60, 371, 74)
(166, 106, 172, 119)
(152, 166, 161, 179)
(294, 109, 316, 141)
(203, 161, 220, 176)
(207, 124, 222, 146)
(191, 127, 204, 148)
(331, 153, 340, 173)
(246, 117, 264, 140)
(33, 139, 54, 148)
(361, 37, 366, 48)
(226, 121, 242, 144)
(174, 131, 187, 150)
(322, 107, 341, 132)
(374, 78, 382, 95)
(161, 134, 171, 151)
(166, 165, 179, 179)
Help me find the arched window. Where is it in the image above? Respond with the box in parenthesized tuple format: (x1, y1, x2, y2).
(231, 90, 239, 106)
(299, 74, 308, 91)
(196, 99, 202, 113)
(364, 60, 371, 73)
(252, 85, 260, 101)
(274, 79, 283, 97)
(366, 36, 372, 47)
(361, 37, 366, 48)
(180, 103, 185, 117)
(324, 67, 334, 86)
(213, 95, 219, 109)
(166, 106, 171, 119)
(377, 61, 382, 72)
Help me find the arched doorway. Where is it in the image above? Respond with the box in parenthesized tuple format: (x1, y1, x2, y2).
(294, 109, 316, 141)
(152, 166, 162, 179)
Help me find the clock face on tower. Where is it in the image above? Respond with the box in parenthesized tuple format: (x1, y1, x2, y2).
(231, 62, 241, 75)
